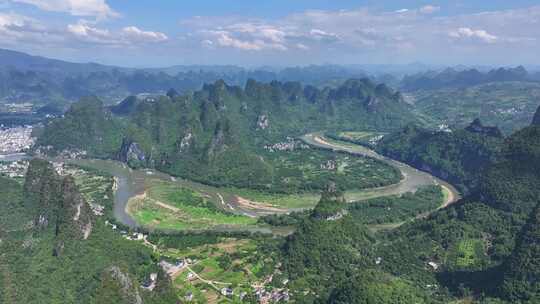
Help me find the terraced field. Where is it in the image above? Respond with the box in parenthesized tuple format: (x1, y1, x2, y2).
(153, 237, 279, 303)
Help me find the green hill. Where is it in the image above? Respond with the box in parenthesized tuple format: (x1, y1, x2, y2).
(501, 204, 540, 302)
(37, 78, 414, 192)
(376, 119, 503, 194)
(374, 115, 540, 302)
(0, 160, 177, 304)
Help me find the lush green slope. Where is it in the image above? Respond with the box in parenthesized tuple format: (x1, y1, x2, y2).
(0, 160, 178, 304)
(375, 119, 540, 303)
(408, 81, 540, 133)
(376, 120, 503, 194)
(270, 112, 540, 303)
(37, 78, 414, 192)
(36, 97, 124, 158)
(279, 186, 434, 303)
(501, 204, 540, 302)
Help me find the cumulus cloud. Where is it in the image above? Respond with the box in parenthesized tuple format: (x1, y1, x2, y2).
(182, 4, 540, 62)
(4, 3, 540, 65)
(13, 0, 118, 19)
(67, 21, 168, 46)
(0, 12, 53, 44)
(198, 23, 290, 51)
(122, 26, 168, 43)
(309, 29, 340, 41)
(449, 27, 498, 43)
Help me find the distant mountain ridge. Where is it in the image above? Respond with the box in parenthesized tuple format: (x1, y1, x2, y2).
(401, 66, 537, 91)
(0, 48, 126, 75)
(0, 48, 372, 105)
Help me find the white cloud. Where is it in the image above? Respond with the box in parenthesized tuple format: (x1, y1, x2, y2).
(13, 0, 118, 19)
(0, 12, 53, 45)
(198, 23, 290, 51)
(67, 21, 168, 45)
(296, 43, 309, 50)
(175, 5, 540, 65)
(121, 26, 168, 43)
(449, 27, 498, 43)
(309, 29, 340, 41)
(419, 5, 440, 14)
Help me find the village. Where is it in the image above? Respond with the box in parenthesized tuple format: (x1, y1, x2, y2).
(0, 126, 35, 154)
(103, 219, 290, 303)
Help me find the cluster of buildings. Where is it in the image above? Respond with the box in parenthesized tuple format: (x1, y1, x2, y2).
(0, 160, 29, 178)
(253, 285, 290, 303)
(0, 103, 33, 114)
(0, 126, 35, 154)
(105, 220, 149, 241)
(320, 159, 337, 171)
(437, 124, 452, 133)
(367, 134, 385, 145)
(264, 137, 310, 153)
(141, 273, 158, 291)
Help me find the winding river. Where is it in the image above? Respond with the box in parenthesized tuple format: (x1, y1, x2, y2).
(301, 133, 461, 205)
(60, 133, 461, 231)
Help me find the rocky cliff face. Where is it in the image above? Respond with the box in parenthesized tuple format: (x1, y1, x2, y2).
(96, 266, 144, 304)
(23, 159, 94, 256)
(118, 139, 147, 166)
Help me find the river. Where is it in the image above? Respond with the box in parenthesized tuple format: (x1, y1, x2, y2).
(4, 134, 461, 232)
(300, 133, 461, 205)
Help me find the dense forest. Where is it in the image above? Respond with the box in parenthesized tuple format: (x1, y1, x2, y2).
(37, 78, 414, 192)
(376, 119, 504, 194)
(0, 160, 178, 303)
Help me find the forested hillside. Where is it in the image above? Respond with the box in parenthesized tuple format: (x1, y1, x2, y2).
(374, 113, 540, 303)
(272, 107, 540, 303)
(37, 78, 414, 192)
(0, 159, 177, 304)
(408, 81, 540, 134)
(376, 119, 503, 193)
(280, 185, 432, 303)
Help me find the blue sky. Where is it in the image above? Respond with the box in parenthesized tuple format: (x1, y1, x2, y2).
(1, 0, 539, 67)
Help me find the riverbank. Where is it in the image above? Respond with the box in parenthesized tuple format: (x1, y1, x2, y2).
(52, 133, 461, 233)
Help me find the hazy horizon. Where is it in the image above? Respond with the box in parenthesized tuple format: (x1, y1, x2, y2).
(1, 0, 539, 67)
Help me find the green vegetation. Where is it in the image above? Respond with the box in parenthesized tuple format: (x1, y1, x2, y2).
(263, 148, 401, 193)
(0, 160, 179, 304)
(145, 232, 282, 304)
(0, 176, 29, 232)
(409, 81, 540, 134)
(259, 185, 445, 230)
(450, 239, 486, 269)
(128, 180, 258, 231)
(375, 122, 540, 303)
(328, 270, 429, 304)
(36, 97, 124, 157)
(377, 121, 503, 193)
(330, 130, 387, 147)
(348, 185, 444, 225)
(501, 204, 540, 302)
(279, 188, 436, 303)
(37, 78, 416, 192)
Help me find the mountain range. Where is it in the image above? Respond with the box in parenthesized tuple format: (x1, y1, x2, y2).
(36, 78, 415, 192)
(401, 66, 540, 91)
